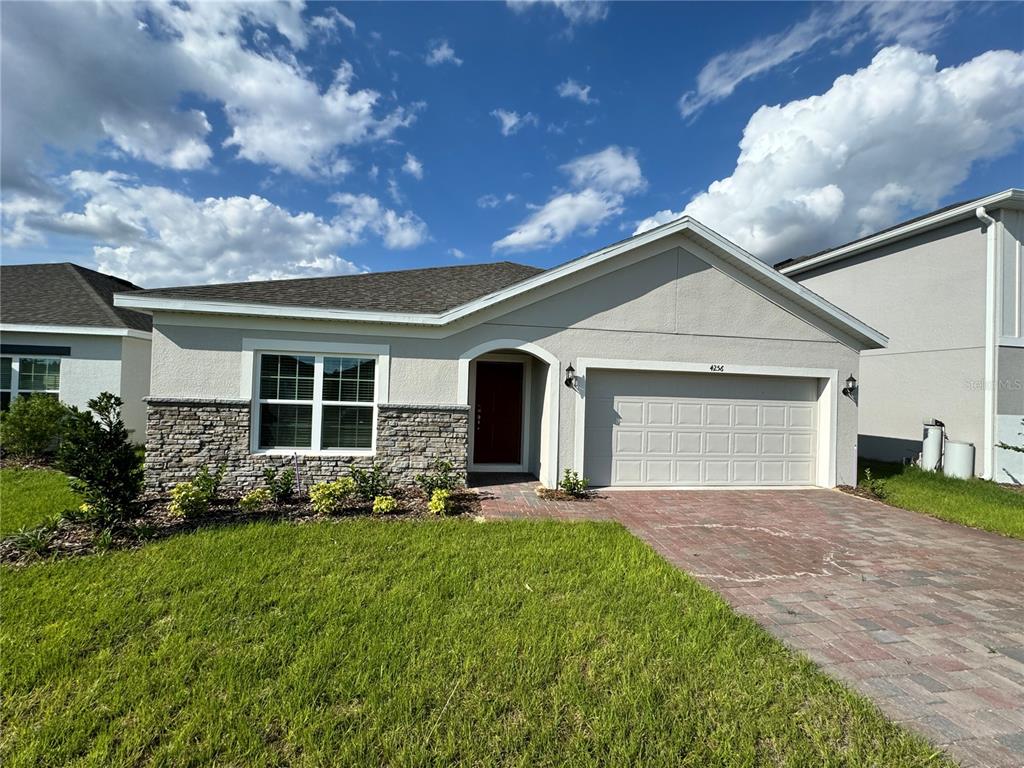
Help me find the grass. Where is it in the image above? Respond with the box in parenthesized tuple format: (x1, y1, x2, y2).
(860, 460, 1024, 540)
(0, 467, 81, 536)
(1, 519, 948, 767)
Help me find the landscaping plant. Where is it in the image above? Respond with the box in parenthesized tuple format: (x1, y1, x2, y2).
(350, 464, 391, 503)
(168, 465, 225, 519)
(239, 488, 273, 512)
(0, 394, 70, 463)
(414, 459, 461, 496)
(427, 488, 451, 516)
(309, 477, 356, 515)
(559, 469, 590, 498)
(262, 467, 296, 505)
(56, 393, 142, 525)
(371, 495, 397, 515)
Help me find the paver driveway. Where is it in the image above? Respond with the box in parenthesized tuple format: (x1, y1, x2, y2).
(475, 477, 1024, 768)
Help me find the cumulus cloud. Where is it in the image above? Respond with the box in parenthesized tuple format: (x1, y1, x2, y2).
(5, 171, 428, 286)
(449, 247, 467, 259)
(310, 7, 356, 35)
(495, 146, 643, 252)
(491, 109, 540, 136)
(0, 1, 414, 192)
(425, 40, 463, 67)
(637, 46, 1024, 262)
(556, 79, 597, 104)
(507, 0, 609, 26)
(402, 153, 424, 180)
(678, 2, 955, 119)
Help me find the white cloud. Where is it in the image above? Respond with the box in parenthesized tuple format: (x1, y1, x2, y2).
(556, 78, 597, 104)
(491, 109, 540, 136)
(3, 171, 428, 286)
(477, 193, 517, 209)
(507, 0, 609, 26)
(310, 8, 356, 35)
(449, 247, 467, 260)
(425, 39, 463, 67)
(678, 2, 955, 119)
(0, 2, 414, 191)
(495, 145, 644, 252)
(638, 47, 1024, 263)
(402, 153, 424, 180)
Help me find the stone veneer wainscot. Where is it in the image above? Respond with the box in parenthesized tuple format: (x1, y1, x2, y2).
(144, 398, 469, 492)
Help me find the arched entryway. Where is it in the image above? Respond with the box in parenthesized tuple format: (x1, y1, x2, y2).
(457, 339, 560, 488)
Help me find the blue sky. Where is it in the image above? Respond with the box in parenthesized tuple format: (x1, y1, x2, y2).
(2, 1, 1022, 287)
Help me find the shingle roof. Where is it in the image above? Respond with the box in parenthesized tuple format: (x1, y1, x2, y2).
(1, 262, 152, 332)
(774, 195, 985, 270)
(120, 261, 545, 314)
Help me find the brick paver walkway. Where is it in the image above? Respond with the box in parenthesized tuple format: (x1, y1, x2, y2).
(474, 476, 1024, 768)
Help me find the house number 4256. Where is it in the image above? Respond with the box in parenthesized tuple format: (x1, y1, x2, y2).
(709, 364, 725, 372)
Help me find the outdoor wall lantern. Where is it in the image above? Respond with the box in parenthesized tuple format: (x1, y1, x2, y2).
(842, 374, 857, 397)
(564, 363, 576, 388)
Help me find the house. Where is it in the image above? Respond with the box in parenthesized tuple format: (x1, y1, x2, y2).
(777, 189, 1024, 483)
(0, 262, 153, 441)
(114, 218, 886, 492)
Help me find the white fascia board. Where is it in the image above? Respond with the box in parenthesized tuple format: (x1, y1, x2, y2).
(113, 214, 887, 349)
(0, 323, 152, 340)
(780, 189, 1024, 277)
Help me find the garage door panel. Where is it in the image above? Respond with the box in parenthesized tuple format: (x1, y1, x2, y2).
(585, 371, 819, 487)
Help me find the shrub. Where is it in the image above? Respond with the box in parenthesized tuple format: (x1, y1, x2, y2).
(309, 477, 356, 515)
(239, 487, 273, 512)
(168, 481, 209, 519)
(0, 395, 70, 462)
(193, 464, 225, 501)
(350, 464, 391, 503)
(262, 467, 296, 504)
(92, 528, 115, 552)
(427, 488, 451, 516)
(860, 468, 887, 499)
(56, 393, 142, 524)
(372, 495, 398, 515)
(559, 469, 590, 498)
(415, 459, 461, 496)
(10, 527, 51, 557)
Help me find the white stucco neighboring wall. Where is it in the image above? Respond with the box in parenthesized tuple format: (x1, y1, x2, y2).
(791, 219, 989, 467)
(1, 330, 151, 441)
(148, 241, 864, 487)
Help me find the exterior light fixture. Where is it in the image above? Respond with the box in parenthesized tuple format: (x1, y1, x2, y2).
(564, 363, 576, 388)
(842, 374, 857, 397)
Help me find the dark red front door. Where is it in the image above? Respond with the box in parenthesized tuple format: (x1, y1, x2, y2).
(473, 361, 523, 464)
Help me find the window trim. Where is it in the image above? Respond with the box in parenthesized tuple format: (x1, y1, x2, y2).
(1, 355, 62, 409)
(244, 341, 390, 457)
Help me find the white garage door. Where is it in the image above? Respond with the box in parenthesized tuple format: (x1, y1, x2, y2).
(584, 371, 818, 487)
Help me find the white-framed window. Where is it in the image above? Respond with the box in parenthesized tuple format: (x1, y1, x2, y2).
(1, 356, 61, 411)
(254, 352, 377, 453)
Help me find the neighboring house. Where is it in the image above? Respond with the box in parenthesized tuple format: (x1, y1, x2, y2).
(115, 218, 885, 492)
(777, 188, 1024, 483)
(0, 263, 153, 441)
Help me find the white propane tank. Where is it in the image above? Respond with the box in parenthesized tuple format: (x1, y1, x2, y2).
(943, 441, 975, 479)
(921, 421, 944, 471)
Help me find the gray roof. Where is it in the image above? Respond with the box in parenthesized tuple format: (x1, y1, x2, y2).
(120, 261, 545, 314)
(1, 262, 152, 332)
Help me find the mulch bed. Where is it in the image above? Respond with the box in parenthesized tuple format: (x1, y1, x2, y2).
(837, 484, 886, 502)
(0, 487, 482, 567)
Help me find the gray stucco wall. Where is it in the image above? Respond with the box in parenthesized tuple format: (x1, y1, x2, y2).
(147, 241, 863, 486)
(792, 219, 988, 463)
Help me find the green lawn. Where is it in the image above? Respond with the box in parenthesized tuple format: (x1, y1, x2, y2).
(861, 461, 1024, 540)
(0, 467, 81, 536)
(2, 519, 947, 767)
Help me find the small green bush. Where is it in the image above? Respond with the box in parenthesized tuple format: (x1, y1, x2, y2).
(11, 526, 51, 557)
(309, 477, 356, 515)
(559, 469, 590, 498)
(415, 459, 461, 496)
(239, 487, 273, 512)
(168, 481, 209, 519)
(372, 495, 397, 515)
(350, 464, 391, 503)
(193, 464, 225, 501)
(427, 488, 451, 516)
(56, 393, 142, 525)
(0, 395, 70, 462)
(262, 467, 296, 504)
(860, 468, 887, 499)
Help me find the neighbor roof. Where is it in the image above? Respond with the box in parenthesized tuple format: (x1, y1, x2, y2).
(1, 262, 152, 332)
(118, 261, 544, 315)
(777, 188, 1024, 275)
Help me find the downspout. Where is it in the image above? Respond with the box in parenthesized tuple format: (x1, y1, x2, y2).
(976, 206, 998, 480)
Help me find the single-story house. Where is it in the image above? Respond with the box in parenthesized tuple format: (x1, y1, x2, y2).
(115, 218, 886, 492)
(777, 189, 1024, 483)
(0, 262, 153, 441)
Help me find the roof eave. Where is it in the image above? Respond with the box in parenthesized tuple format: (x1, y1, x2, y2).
(779, 188, 1024, 276)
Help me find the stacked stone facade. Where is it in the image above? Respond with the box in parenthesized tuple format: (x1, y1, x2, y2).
(144, 398, 469, 492)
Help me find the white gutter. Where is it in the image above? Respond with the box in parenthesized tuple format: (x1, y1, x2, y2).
(977, 206, 998, 480)
(0, 323, 152, 340)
